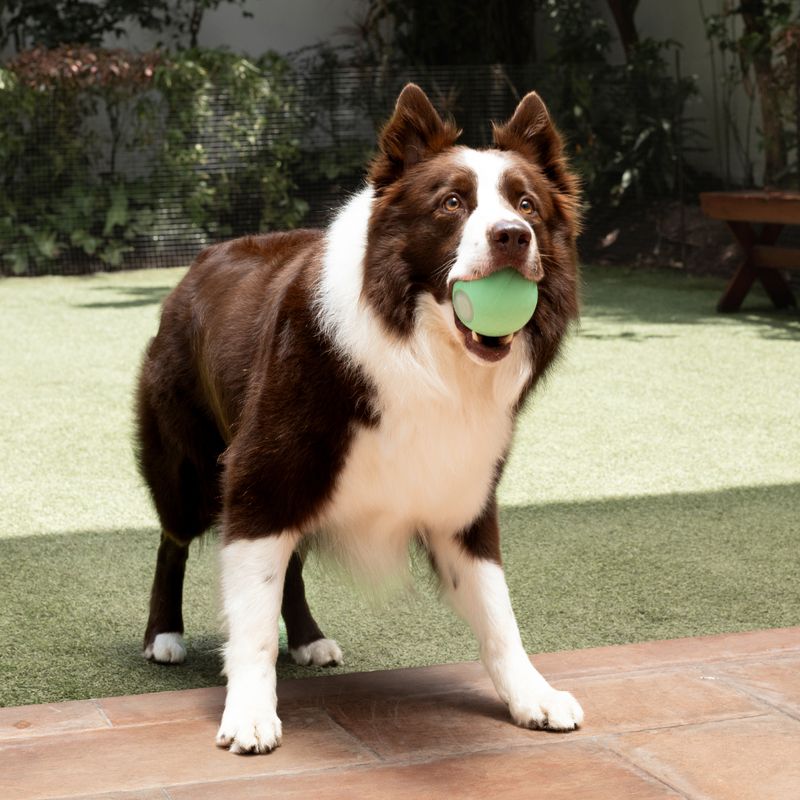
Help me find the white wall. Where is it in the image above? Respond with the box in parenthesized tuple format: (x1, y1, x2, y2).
(635, 0, 760, 184)
(116, 0, 356, 56)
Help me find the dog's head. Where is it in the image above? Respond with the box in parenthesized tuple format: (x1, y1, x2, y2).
(364, 84, 580, 366)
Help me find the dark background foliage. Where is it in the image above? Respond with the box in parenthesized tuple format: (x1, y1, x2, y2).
(1, 0, 797, 274)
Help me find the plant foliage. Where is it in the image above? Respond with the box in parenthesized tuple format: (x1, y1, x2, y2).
(0, 0, 252, 52)
(701, 0, 799, 188)
(0, 46, 304, 275)
(340, 0, 698, 207)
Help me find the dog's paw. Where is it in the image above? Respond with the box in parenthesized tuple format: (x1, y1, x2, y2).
(216, 704, 282, 755)
(290, 638, 343, 667)
(143, 632, 186, 664)
(509, 688, 584, 732)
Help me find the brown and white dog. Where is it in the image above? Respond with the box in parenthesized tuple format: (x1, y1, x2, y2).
(136, 84, 582, 754)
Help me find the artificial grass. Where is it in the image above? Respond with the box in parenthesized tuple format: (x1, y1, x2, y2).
(1, 265, 798, 707)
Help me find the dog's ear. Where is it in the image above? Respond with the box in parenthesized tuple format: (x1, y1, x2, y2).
(369, 84, 460, 191)
(493, 92, 578, 199)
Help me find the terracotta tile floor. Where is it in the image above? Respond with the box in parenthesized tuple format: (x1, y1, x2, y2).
(2, 627, 799, 800)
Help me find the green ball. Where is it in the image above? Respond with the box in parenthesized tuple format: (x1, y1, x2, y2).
(452, 269, 539, 337)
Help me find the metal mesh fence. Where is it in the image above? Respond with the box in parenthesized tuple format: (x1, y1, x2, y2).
(0, 59, 735, 276)
(293, 63, 557, 228)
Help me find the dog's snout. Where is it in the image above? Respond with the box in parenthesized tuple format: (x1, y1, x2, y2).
(488, 221, 531, 257)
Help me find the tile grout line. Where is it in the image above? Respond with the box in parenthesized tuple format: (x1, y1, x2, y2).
(603, 711, 773, 738)
(0, 707, 771, 757)
(538, 648, 800, 684)
(706, 673, 800, 724)
(317, 707, 386, 764)
(599, 734, 701, 800)
(156, 737, 599, 796)
(161, 723, 766, 800)
(90, 699, 113, 729)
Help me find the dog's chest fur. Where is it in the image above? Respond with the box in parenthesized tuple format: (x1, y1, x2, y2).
(312, 188, 532, 574)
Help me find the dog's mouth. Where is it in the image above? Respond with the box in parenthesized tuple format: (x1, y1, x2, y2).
(453, 311, 516, 362)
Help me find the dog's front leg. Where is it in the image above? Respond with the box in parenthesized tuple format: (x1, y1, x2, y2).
(216, 531, 298, 754)
(430, 503, 583, 731)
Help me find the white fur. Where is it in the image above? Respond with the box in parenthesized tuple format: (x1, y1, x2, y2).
(314, 186, 532, 581)
(429, 536, 583, 731)
(216, 534, 298, 754)
(143, 632, 186, 664)
(449, 149, 538, 283)
(290, 638, 343, 667)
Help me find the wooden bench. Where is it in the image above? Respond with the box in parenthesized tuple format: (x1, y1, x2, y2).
(699, 190, 800, 312)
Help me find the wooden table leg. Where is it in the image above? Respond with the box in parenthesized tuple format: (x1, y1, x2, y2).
(718, 221, 797, 312)
(755, 224, 797, 309)
(717, 221, 758, 312)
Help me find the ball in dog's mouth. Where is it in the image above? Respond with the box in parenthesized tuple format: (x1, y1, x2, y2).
(453, 312, 516, 362)
(451, 268, 538, 362)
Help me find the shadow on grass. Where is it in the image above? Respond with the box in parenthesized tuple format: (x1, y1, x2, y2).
(581, 266, 800, 341)
(1, 481, 798, 707)
(76, 285, 173, 309)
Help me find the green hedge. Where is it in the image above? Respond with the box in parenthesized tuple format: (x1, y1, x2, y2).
(0, 46, 306, 275)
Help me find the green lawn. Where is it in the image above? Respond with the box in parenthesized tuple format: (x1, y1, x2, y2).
(1, 265, 798, 707)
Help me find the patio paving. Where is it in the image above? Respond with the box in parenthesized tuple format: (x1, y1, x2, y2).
(1, 626, 799, 799)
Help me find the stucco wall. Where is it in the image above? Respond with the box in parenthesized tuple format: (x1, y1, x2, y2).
(115, 0, 356, 55)
(635, 0, 760, 183)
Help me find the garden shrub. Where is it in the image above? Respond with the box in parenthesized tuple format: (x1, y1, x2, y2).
(540, 0, 699, 207)
(290, 17, 699, 220)
(0, 46, 304, 275)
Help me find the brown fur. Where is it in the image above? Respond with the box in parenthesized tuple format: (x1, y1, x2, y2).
(136, 230, 378, 651)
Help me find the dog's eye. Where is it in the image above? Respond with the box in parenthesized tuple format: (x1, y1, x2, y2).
(519, 198, 536, 216)
(443, 194, 461, 212)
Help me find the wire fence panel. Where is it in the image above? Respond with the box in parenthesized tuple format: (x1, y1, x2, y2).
(0, 60, 717, 276)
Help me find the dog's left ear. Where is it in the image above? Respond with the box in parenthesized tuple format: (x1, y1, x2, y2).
(369, 84, 460, 191)
(493, 92, 578, 199)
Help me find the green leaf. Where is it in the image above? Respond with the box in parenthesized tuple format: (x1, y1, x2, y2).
(70, 230, 100, 255)
(4, 247, 30, 275)
(103, 184, 129, 236)
(32, 230, 59, 259)
(98, 242, 128, 267)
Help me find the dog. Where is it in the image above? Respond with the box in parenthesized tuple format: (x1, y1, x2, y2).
(136, 83, 582, 754)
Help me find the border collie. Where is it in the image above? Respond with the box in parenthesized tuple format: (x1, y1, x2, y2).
(136, 83, 582, 754)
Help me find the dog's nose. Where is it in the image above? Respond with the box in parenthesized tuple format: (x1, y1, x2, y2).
(488, 221, 531, 257)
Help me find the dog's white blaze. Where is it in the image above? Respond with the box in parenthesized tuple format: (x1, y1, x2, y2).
(315, 185, 532, 580)
(217, 533, 297, 753)
(449, 149, 538, 283)
(430, 537, 584, 730)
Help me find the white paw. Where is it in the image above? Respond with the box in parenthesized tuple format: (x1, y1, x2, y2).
(216, 701, 282, 755)
(143, 632, 186, 664)
(509, 688, 584, 731)
(290, 638, 343, 667)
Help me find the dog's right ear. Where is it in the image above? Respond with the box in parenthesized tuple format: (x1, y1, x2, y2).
(369, 84, 460, 191)
(493, 92, 577, 200)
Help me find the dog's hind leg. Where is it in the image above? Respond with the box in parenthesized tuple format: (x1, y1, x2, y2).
(282, 551, 343, 667)
(136, 378, 224, 664)
(143, 532, 189, 664)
